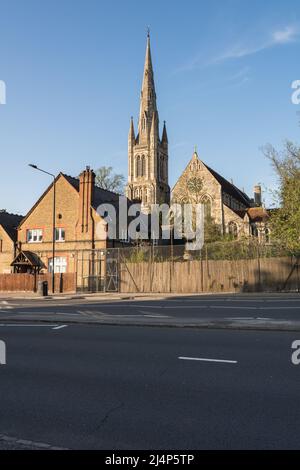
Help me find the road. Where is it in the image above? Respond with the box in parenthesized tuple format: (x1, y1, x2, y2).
(1, 294, 300, 330)
(0, 294, 300, 449)
(0, 315, 300, 448)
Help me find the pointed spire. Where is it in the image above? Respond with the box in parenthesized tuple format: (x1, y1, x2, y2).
(129, 116, 135, 140)
(142, 30, 155, 93)
(162, 121, 168, 145)
(138, 31, 157, 138)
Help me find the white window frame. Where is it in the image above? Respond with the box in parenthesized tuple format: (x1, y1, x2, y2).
(48, 257, 67, 274)
(55, 228, 65, 242)
(27, 229, 43, 243)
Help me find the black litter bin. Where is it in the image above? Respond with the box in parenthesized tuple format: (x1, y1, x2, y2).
(37, 280, 48, 297)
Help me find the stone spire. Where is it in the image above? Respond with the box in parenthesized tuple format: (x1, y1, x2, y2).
(125, 33, 170, 210)
(128, 116, 135, 142)
(161, 121, 168, 146)
(138, 31, 157, 140)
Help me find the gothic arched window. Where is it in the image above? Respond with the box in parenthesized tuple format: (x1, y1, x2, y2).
(141, 155, 146, 177)
(136, 156, 142, 177)
(201, 196, 212, 219)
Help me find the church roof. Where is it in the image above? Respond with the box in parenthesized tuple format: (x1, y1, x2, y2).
(203, 163, 252, 207)
(0, 211, 23, 241)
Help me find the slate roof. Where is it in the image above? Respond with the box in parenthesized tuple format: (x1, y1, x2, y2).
(63, 174, 121, 209)
(19, 172, 127, 229)
(0, 211, 23, 241)
(204, 164, 252, 207)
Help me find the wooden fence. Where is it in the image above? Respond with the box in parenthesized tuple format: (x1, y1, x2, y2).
(0, 273, 76, 293)
(120, 256, 299, 293)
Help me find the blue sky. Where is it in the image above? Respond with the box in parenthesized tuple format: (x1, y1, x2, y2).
(0, 0, 300, 214)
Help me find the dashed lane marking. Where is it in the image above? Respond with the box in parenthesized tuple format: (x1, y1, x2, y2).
(52, 325, 68, 330)
(179, 356, 238, 364)
(0, 324, 58, 328)
(0, 433, 68, 450)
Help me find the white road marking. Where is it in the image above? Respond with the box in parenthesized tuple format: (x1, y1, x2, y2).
(20, 312, 80, 316)
(143, 314, 171, 318)
(227, 317, 255, 320)
(52, 325, 68, 330)
(179, 356, 238, 364)
(258, 306, 300, 310)
(139, 310, 171, 318)
(209, 306, 258, 310)
(0, 324, 58, 328)
(0, 433, 69, 450)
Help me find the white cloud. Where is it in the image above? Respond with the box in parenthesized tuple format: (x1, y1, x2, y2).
(212, 25, 299, 64)
(272, 25, 298, 44)
(176, 24, 299, 73)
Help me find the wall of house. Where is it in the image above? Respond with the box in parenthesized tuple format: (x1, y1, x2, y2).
(0, 226, 15, 274)
(222, 204, 250, 238)
(18, 176, 107, 275)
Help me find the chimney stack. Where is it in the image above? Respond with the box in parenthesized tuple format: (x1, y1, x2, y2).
(78, 166, 95, 235)
(254, 184, 262, 207)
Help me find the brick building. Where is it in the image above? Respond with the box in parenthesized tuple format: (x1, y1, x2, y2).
(0, 211, 23, 273)
(16, 166, 128, 286)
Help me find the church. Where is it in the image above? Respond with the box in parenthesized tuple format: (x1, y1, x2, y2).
(126, 34, 269, 243)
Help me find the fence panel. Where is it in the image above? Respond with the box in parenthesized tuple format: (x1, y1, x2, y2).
(0, 273, 76, 293)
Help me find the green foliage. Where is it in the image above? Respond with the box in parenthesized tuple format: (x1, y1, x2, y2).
(204, 215, 223, 243)
(263, 141, 300, 256)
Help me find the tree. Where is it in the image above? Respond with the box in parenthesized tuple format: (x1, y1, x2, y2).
(204, 215, 223, 243)
(263, 140, 300, 255)
(95, 166, 125, 194)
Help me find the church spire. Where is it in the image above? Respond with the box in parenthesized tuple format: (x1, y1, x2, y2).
(139, 31, 157, 138)
(125, 33, 170, 209)
(162, 121, 168, 146)
(129, 116, 135, 141)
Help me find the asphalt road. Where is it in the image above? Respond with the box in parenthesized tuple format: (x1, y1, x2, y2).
(1, 294, 300, 330)
(0, 323, 300, 449)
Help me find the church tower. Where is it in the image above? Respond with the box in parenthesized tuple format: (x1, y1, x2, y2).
(125, 32, 170, 211)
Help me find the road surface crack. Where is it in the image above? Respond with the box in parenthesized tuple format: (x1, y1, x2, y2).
(98, 401, 124, 428)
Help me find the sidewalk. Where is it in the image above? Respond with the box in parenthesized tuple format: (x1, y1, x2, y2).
(0, 290, 298, 301)
(0, 291, 216, 301)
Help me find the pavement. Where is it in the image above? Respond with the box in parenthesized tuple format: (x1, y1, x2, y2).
(0, 324, 299, 449)
(0, 293, 300, 331)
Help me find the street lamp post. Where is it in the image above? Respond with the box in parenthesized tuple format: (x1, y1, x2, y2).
(29, 164, 56, 294)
